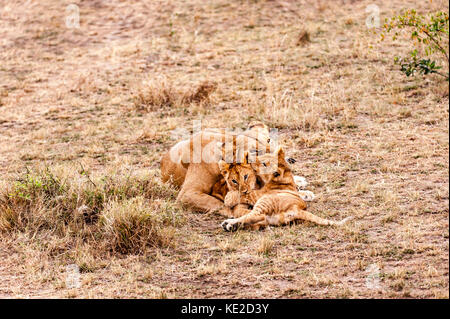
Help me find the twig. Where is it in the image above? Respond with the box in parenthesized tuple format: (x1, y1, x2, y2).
(78, 162, 97, 187)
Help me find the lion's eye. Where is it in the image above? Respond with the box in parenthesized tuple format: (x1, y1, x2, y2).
(244, 174, 248, 180)
(232, 179, 238, 184)
(273, 172, 280, 177)
(262, 163, 267, 167)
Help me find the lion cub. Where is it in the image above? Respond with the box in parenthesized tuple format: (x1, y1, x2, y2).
(218, 148, 352, 231)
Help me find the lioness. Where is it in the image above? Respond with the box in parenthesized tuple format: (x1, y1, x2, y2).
(160, 122, 271, 215)
(219, 148, 353, 231)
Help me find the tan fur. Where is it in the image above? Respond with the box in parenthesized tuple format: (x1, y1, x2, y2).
(208, 176, 251, 218)
(221, 148, 352, 231)
(160, 122, 270, 215)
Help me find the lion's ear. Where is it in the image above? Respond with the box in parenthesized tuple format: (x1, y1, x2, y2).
(276, 147, 285, 163)
(218, 160, 227, 171)
(216, 142, 225, 159)
(218, 160, 230, 175)
(243, 151, 249, 165)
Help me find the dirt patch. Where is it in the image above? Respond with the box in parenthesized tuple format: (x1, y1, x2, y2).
(0, 0, 448, 298)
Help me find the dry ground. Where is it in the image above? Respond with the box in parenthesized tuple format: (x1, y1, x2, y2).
(0, 0, 448, 298)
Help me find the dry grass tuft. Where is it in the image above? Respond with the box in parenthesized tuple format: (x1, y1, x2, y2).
(0, 167, 184, 255)
(296, 30, 311, 46)
(100, 197, 178, 254)
(133, 79, 217, 112)
(181, 81, 217, 104)
(133, 79, 178, 111)
(257, 235, 275, 256)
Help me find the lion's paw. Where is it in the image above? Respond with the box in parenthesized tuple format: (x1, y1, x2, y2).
(298, 190, 316, 202)
(221, 219, 239, 232)
(224, 191, 240, 207)
(294, 176, 308, 189)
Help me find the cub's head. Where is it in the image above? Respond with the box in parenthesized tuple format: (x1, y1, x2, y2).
(218, 152, 258, 194)
(250, 147, 295, 187)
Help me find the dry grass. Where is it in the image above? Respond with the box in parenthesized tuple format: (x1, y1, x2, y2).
(133, 78, 217, 112)
(0, 0, 448, 298)
(0, 167, 183, 255)
(100, 197, 180, 254)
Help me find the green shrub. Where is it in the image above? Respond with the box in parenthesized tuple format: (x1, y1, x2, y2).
(382, 10, 449, 80)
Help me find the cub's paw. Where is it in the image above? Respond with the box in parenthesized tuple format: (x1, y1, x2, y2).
(294, 176, 308, 189)
(298, 190, 316, 202)
(224, 191, 240, 207)
(221, 219, 239, 232)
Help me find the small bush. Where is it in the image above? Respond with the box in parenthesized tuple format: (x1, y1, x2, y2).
(100, 197, 180, 254)
(257, 236, 275, 256)
(133, 78, 177, 110)
(381, 10, 449, 80)
(0, 167, 184, 255)
(181, 81, 217, 104)
(133, 79, 217, 111)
